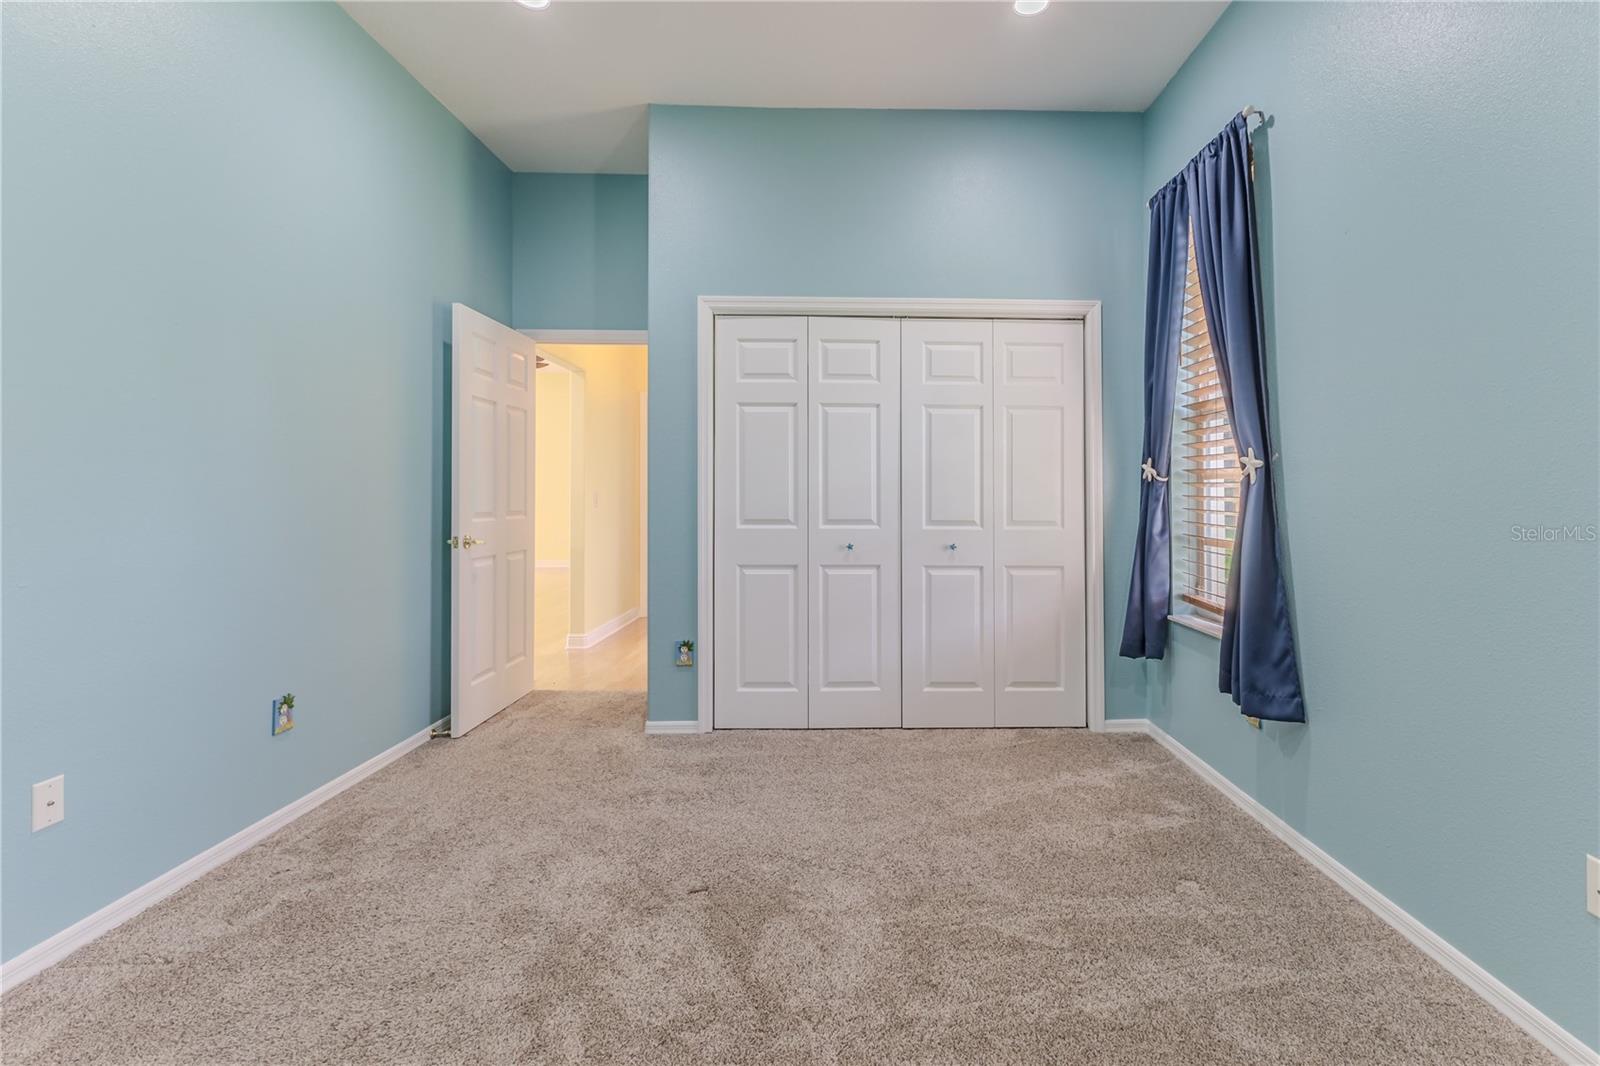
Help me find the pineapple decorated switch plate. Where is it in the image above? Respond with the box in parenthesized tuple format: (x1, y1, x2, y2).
(272, 693, 295, 736)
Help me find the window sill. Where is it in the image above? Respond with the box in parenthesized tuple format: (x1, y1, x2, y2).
(1169, 613, 1223, 639)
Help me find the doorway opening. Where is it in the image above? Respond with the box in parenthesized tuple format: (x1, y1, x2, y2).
(532, 343, 648, 692)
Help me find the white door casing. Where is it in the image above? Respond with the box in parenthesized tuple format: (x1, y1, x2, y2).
(901, 319, 996, 728)
(808, 318, 901, 728)
(713, 317, 809, 728)
(450, 303, 537, 738)
(638, 392, 649, 618)
(994, 321, 1087, 727)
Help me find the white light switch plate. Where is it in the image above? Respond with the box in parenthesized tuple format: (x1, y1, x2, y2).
(1587, 854, 1599, 919)
(32, 775, 65, 831)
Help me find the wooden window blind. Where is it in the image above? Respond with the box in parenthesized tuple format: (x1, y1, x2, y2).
(1176, 226, 1238, 619)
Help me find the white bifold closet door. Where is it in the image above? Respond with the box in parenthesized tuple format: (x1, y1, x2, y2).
(901, 319, 1088, 728)
(808, 318, 901, 728)
(994, 320, 1087, 727)
(714, 316, 903, 729)
(713, 317, 810, 728)
(901, 320, 997, 727)
(717, 314, 1084, 730)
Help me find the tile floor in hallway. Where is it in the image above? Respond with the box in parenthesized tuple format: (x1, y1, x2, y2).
(533, 566, 647, 691)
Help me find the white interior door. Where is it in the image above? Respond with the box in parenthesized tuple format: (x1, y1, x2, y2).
(713, 317, 809, 728)
(901, 320, 996, 728)
(808, 318, 901, 728)
(994, 321, 1087, 726)
(450, 303, 536, 738)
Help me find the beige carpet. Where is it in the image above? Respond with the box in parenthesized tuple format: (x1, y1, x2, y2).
(1, 691, 1554, 1065)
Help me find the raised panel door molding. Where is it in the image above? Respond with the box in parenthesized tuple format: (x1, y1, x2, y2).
(450, 303, 536, 738)
(714, 317, 810, 728)
(994, 320, 1087, 727)
(808, 317, 900, 729)
(902, 319, 995, 728)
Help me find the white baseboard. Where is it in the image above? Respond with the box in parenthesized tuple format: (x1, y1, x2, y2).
(0, 716, 446, 994)
(535, 560, 569, 570)
(643, 718, 701, 735)
(1107, 718, 1597, 1065)
(566, 607, 639, 650)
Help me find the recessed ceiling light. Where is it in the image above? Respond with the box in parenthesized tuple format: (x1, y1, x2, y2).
(1014, 1, 1049, 14)
(516, 0, 551, 9)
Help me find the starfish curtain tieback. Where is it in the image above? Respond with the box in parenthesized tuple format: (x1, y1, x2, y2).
(1238, 447, 1264, 484)
(1140, 458, 1168, 483)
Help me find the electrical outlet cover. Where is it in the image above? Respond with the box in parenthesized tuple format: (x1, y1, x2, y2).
(32, 775, 64, 832)
(272, 697, 294, 736)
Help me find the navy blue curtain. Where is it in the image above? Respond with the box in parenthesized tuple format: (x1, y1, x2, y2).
(1187, 114, 1306, 722)
(1118, 178, 1189, 659)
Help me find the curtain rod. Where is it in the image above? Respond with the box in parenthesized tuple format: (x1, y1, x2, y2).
(1147, 107, 1269, 206)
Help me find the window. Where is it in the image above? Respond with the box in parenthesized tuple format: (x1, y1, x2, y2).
(1174, 226, 1238, 625)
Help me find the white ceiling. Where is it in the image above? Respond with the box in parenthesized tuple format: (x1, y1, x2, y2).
(343, 1, 1227, 174)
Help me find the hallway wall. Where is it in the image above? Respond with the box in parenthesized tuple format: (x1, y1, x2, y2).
(534, 367, 573, 565)
(540, 344, 648, 637)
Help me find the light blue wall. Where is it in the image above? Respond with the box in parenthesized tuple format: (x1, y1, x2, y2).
(511, 173, 647, 331)
(646, 106, 1148, 721)
(1132, 1, 1599, 1046)
(9, 4, 1592, 1044)
(1, 2, 511, 959)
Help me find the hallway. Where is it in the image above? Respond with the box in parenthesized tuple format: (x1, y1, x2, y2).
(534, 567, 646, 691)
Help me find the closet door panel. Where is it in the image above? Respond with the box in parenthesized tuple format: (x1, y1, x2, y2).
(809, 317, 900, 728)
(902, 319, 995, 728)
(994, 320, 1087, 726)
(714, 317, 809, 728)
